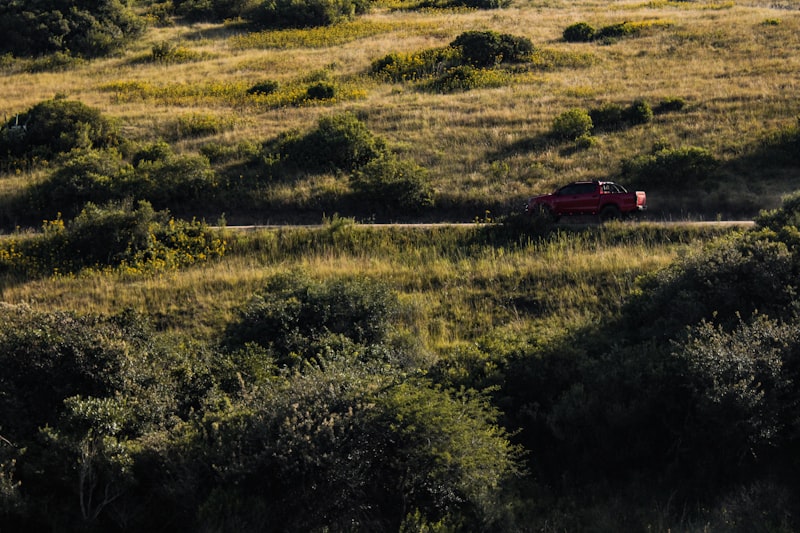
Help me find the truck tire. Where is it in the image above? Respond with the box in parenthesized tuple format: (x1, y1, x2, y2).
(599, 205, 621, 223)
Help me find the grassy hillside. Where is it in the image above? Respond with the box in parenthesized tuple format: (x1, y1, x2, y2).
(1, 0, 799, 225)
(3, 1, 800, 530)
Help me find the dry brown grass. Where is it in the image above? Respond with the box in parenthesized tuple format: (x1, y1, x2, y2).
(1, 0, 799, 218)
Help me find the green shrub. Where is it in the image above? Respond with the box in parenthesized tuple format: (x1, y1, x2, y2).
(621, 143, 718, 186)
(130, 146, 218, 207)
(370, 48, 457, 82)
(595, 21, 639, 41)
(2, 200, 226, 275)
(552, 108, 593, 141)
(350, 153, 434, 212)
(450, 30, 534, 68)
(174, 0, 260, 22)
(671, 316, 796, 480)
(35, 148, 131, 216)
(150, 40, 204, 64)
(33, 143, 217, 217)
(305, 81, 336, 100)
(246, 80, 280, 95)
(0, 0, 145, 58)
(275, 112, 386, 172)
(453, 0, 511, 8)
(626, 99, 653, 124)
(589, 103, 627, 131)
(0, 99, 119, 166)
(223, 272, 399, 365)
(589, 100, 652, 131)
(563, 22, 596, 42)
(255, 0, 372, 29)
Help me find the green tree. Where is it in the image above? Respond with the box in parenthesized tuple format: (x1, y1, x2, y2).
(350, 153, 434, 213)
(0, 0, 144, 58)
(0, 99, 119, 165)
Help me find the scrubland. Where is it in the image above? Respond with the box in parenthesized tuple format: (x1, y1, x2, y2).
(2, 0, 800, 530)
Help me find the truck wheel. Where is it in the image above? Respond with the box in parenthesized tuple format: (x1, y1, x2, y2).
(599, 205, 621, 223)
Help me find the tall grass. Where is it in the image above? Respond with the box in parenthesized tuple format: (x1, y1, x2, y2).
(1, 0, 798, 220)
(0, 223, 737, 346)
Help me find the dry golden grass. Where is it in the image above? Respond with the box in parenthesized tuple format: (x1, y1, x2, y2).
(0, 223, 733, 345)
(1, 0, 799, 218)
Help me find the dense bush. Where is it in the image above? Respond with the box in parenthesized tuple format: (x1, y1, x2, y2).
(370, 48, 459, 82)
(246, 80, 280, 95)
(552, 108, 593, 141)
(589, 100, 653, 131)
(0, 0, 144, 58)
(270, 112, 386, 172)
(223, 271, 399, 365)
(35, 148, 132, 213)
(0, 99, 119, 167)
(305, 80, 336, 100)
(621, 143, 718, 186)
(254, 0, 372, 28)
(0, 201, 226, 276)
(350, 153, 434, 212)
(450, 31, 534, 68)
(563, 22, 596, 42)
(501, 196, 800, 529)
(563, 20, 663, 44)
(33, 143, 218, 217)
(595, 21, 639, 40)
(173, 0, 261, 21)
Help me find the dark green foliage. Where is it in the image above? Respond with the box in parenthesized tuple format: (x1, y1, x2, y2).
(0, 99, 118, 167)
(627, 99, 653, 124)
(621, 143, 718, 186)
(0, 0, 144, 58)
(563, 20, 651, 44)
(246, 80, 280, 95)
(595, 21, 639, 40)
(173, 0, 260, 21)
(255, 0, 372, 29)
(623, 231, 796, 341)
(671, 317, 798, 480)
(34, 143, 217, 217)
(271, 112, 386, 172)
(0, 308, 126, 442)
(181, 361, 519, 531)
(447, 0, 510, 8)
(0, 306, 215, 530)
(223, 271, 399, 366)
(305, 80, 336, 99)
(756, 190, 800, 231)
(552, 108, 593, 141)
(370, 48, 457, 82)
(450, 31, 534, 68)
(563, 22, 596, 42)
(37, 148, 132, 213)
(589, 100, 653, 131)
(0, 200, 226, 276)
(588, 102, 627, 131)
(350, 153, 434, 212)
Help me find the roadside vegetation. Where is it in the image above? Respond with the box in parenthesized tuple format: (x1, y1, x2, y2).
(1, 0, 800, 530)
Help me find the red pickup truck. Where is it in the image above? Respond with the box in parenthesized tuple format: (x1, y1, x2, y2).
(526, 180, 646, 222)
